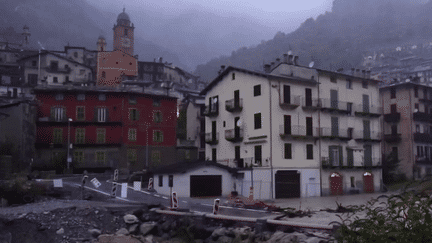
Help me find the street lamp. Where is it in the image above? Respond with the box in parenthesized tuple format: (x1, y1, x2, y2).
(67, 118, 73, 171)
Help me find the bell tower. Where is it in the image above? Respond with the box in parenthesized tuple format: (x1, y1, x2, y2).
(96, 36, 107, 52)
(113, 8, 134, 56)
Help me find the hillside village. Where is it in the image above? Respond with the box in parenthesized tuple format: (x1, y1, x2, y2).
(0, 7, 432, 201)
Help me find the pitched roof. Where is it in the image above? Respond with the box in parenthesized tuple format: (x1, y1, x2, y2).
(151, 160, 239, 175)
(18, 50, 92, 69)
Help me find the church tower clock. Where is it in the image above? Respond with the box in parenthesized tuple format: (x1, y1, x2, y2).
(113, 8, 134, 56)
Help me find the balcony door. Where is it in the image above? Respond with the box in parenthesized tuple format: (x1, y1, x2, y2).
(330, 90, 338, 109)
(234, 117, 240, 138)
(364, 145, 372, 166)
(212, 121, 216, 140)
(362, 95, 370, 113)
(306, 117, 313, 136)
(305, 88, 312, 106)
(284, 115, 291, 135)
(234, 90, 239, 108)
(391, 125, 398, 135)
(329, 146, 340, 166)
(363, 120, 371, 139)
(284, 85, 291, 104)
(331, 117, 339, 137)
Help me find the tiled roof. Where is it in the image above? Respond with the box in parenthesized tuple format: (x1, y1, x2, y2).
(151, 160, 239, 175)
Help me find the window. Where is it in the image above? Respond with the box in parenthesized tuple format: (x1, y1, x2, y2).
(153, 130, 163, 143)
(153, 98, 161, 107)
(391, 87, 396, 99)
(98, 94, 106, 101)
(74, 52, 78, 58)
(254, 145, 262, 165)
(152, 151, 161, 165)
(223, 121, 226, 127)
(64, 64, 69, 70)
(77, 94, 85, 101)
(129, 108, 139, 121)
(53, 128, 63, 144)
(53, 77, 58, 83)
(254, 85, 261, 96)
(96, 128, 106, 143)
(76, 106, 85, 121)
(32, 60, 37, 67)
(97, 107, 107, 122)
(306, 144, 313, 160)
(129, 96, 137, 105)
(350, 177, 355, 188)
(284, 143, 292, 159)
(212, 148, 217, 162)
(232, 73, 235, 80)
(391, 104, 397, 114)
(185, 150, 191, 160)
(129, 128, 137, 141)
(52, 107, 65, 121)
(79, 69, 85, 75)
(330, 76, 337, 83)
(347, 103, 353, 115)
(346, 79, 352, 89)
(55, 93, 64, 100)
(50, 61, 58, 71)
(416, 124, 420, 133)
(124, 28, 128, 36)
(415, 86, 419, 98)
(95, 151, 106, 165)
(74, 151, 84, 166)
(101, 71, 106, 78)
(362, 80, 368, 89)
(159, 175, 163, 187)
(254, 113, 261, 129)
(65, 76, 69, 83)
(153, 111, 162, 123)
(127, 149, 137, 165)
(28, 74, 38, 86)
(75, 128, 85, 144)
(348, 128, 353, 139)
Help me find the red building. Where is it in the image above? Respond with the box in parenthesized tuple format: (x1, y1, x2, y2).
(34, 85, 177, 174)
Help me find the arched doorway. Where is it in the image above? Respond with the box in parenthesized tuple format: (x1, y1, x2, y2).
(363, 172, 374, 193)
(330, 172, 343, 195)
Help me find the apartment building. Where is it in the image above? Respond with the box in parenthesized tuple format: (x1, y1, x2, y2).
(200, 54, 383, 199)
(381, 80, 432, 180)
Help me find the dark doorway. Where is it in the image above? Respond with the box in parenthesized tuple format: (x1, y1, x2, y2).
(275, 170, 300, 198)
(190, 175, 222, 197)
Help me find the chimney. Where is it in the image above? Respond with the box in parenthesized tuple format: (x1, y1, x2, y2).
(351, 68, 355, 76)
(264, 64, 271, 73)
(288, 55, 293, 65)
(283, 54, 288, 63)
(276, 58, 280, 64)
(159, 57, 163, 63)
(293, 56, 299, 66)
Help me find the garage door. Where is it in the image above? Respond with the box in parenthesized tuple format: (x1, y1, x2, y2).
(190, 175, 222, 197)
(275, 170, 300, 198)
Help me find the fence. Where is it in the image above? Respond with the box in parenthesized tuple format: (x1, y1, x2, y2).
(235, 179, 272, 200)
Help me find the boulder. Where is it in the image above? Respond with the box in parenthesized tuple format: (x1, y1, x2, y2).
(97, 234, 142, 243)
(88, 228, 102, 238)
(128, 224, 139, 234)
(140, 222, 157, 236)
(305, 237, 325, 243)
(123, 214, 139, 224)
(211, 227, 227, 241)
(56, 227, 64, 235)
(115, 228, 129, 235)
(0, 232, 11, 243)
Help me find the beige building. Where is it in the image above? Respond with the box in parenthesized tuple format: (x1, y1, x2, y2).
(200, 54, 383, 199)
(380, 80, 432, 180)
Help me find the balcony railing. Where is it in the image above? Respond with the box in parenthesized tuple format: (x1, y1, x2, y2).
(320, 99, 350, 114)
(301, 97, 320, 110)
(216, 157, 270, 168)
(413, 112, 432, 123)
(414, 133, 432, 144)
(353, 130, 382, 142)
(419, 97, 432, 104)
(416, 157, 432, 165)
(384, 113, 401, 123)
(225, 127, 244, 142)
(225, 98, 243, 112)
(205, 132, 219, 145)
(280, 95, 301, 109)
(353, 104, 382, 117)
(384, 133, 402, 143)
(279, 125, 319, 139)
(45, 66, 72, 74)
(320, 127, 350, 140)
(322, 156, 382, 169)
(203, 104, 219, 117)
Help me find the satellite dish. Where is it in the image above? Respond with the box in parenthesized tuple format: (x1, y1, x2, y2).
(414, 109, 418, 113)
(288, 50, 292, 55)
(213, 97, 218, 103)
(309, 61, 315, 68)
(236, 119, 242, 127)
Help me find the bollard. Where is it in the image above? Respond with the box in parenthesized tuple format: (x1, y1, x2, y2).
(113, 169, 119, 182)
(111, 182, 117, 198)
(81, 174, 88, 200)
(171, 192, 178, 209)
(213, 198, 220, 214)
(148, 178, 153, 190)
(121, 183, 127, 198)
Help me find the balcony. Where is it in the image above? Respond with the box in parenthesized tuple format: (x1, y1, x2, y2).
(354, 130, 382, 143)
(419, 97, 432, 104)
(320, 99, 350, 114)
(413, 112, 432, 123)
(384, 133, 402, 143)
(216, 157, 269, 168)
(279, 125, 319, 140)
(203, 104, 219, 117)
(353, 104, 382, 118)
(384, 113, 401, 123)
(225, 127, 244, 143)
(301, 97, 320, 111)
(205, 132, 219, 145)
(73, 138, 122, 148)
(225, 98, 243, 113)
(45, 66, 72, 74)
(322, 156, 382, 169)
(280, 95, 301, 110)
(196, 110, 205, 120)
(320, 127, 351, 141)
(414, 133, 432, 144)
(37, 117, 122, 126)
(416, 157, 432, 165)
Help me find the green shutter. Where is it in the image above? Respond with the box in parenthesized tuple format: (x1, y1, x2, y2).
(347, 148, 353, 167)
(339, 146, 343, 166)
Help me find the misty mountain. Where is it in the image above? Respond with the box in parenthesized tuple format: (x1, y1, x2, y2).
(195, 0, 432, 82)
(0, 0, 183, 68)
